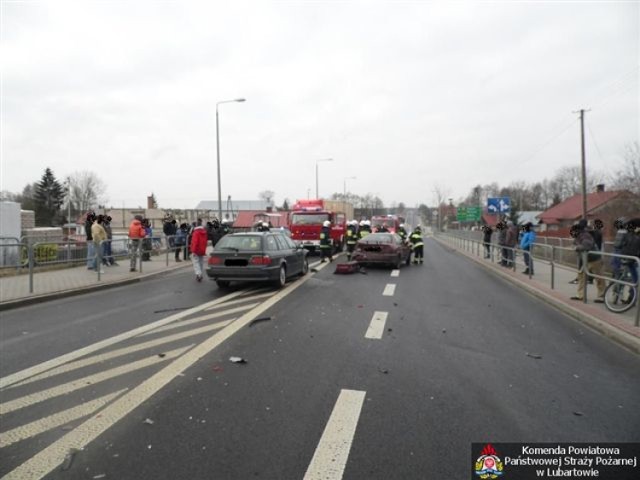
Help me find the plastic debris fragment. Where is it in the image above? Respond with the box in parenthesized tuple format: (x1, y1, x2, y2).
(229, 356, 247, 364)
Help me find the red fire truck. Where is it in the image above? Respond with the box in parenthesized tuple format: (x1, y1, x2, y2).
(288, 199, 349, 253)
(371, 214, 405, 233)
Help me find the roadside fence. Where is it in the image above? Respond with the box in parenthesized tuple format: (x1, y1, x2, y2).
(436, 232, 640, 326)
(0, 235, 190, 295)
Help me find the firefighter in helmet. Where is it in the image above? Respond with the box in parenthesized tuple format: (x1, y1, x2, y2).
(410, 225, 424, 264)
(319, 220, 333, 263)
(346, 220, 358, 261)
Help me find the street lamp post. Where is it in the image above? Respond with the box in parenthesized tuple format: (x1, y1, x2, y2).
(315, 158, 333, 198)
(216, 98, 246, 222)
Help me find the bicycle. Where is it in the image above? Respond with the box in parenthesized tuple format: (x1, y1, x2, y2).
(604, 261, 638, 313)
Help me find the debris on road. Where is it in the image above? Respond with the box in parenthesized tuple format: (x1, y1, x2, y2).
(61, 448, 80, 471)
(387, 328, 393, 332)
(357, 305, 364, 308)
(573, 411, 584, 416)
(310, 268, 320, 273)
(143, 418, 154, 425)
(229, 356, 247, 364)
(442, 329, 446, 333)
(378, 368, 389, 374)
(157, 353, 166, 358)
(212, 365, 223, 372)
(249, 316, 272, 327)
(334, 261, 360, 274)
(526, 353, 543, 359)
(393, 302, 398, 306)
(93, 475, 107, 479)
(153, 307, 191, 314)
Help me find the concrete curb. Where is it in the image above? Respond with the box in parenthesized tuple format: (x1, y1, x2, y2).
(433, 237, 640, 355)
(0, 263, 191, 312)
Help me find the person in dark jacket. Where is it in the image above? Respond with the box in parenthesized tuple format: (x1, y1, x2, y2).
(570, 219, 605, 302)
(175, 223, 188, 262)
(620, 218, 640, 287)
(496, 221, 507, 265)
(482, 224, 493, 259)
(504, 221, 517, 267)
(102, 215, 117, 266)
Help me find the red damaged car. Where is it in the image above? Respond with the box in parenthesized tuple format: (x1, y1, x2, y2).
(352, 232, 412, 269)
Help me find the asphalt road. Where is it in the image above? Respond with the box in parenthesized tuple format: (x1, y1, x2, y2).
(1, 239, 639, 479)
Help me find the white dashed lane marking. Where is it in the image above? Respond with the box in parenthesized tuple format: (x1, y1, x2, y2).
(390, 269, 400, 277)
(303, 389, 366, 480)
(382, 284, 396, 296)
(365, 311, 388, 339)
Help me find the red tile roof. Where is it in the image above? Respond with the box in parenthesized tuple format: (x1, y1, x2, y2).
(537, 191, 625, 224)
(232, 211, 288, 228)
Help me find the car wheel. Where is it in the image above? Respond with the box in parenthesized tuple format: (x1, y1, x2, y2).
(300, 258, 309, 276)
(394, 255, 402, 269)
(216, 280, 230, 288)
(275, 265, 286, 288)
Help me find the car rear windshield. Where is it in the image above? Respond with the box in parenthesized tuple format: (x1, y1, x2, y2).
(290, 213, 330, 225)
(215, 235, 262, 251)
(359, 233, 395, 244)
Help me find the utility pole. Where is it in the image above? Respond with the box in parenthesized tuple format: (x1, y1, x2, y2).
(574, 108, 590, 221)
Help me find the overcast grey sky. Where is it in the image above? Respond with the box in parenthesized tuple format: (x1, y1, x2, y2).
(1, 1, 638, 209)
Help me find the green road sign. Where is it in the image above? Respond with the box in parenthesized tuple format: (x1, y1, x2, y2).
(457, 206, 481, 222)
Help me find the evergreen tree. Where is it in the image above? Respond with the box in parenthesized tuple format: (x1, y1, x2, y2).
(34, 168, 65, 226)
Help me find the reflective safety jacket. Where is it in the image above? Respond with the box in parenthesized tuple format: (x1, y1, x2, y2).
(397, 228, 408, 242)
(409, 232, 424, 248)
(346, 226, 358, 245)
(319, 226, 332, 249)
(359, 226, 371, 239)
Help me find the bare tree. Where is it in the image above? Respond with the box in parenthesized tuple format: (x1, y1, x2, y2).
(68, 171, 107, 214)
(258, 190, 275, 205)
(611, 141, 640, 194)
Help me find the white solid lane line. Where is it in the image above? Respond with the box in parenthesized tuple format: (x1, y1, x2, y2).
(390, 269, 400, 277)
(365, 311, 388, 340)
(0, 346, 191, 416)
(11, 320, 233, 388)
(0, 265, 318, 480)
(382, 284, 396, 296)
(303, 389, 366, 480)
(0, 390, 127, 449)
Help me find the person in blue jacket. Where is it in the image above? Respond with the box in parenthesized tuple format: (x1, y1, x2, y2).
(520, 222, 536, 275)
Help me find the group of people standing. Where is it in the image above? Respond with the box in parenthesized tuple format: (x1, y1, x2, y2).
(481, 221, 535, 273)
(84, 211, 117, 272)
(481, 216, 640, 304)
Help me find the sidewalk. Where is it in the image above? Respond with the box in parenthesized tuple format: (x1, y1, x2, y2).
(433, 235, 640, 354)
(0, 254, 191, 310)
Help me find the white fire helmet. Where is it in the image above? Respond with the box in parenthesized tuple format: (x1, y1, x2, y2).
(323, 220, 331, 227)
(364, 220, 371, 226)
(359, 220, 365, 226)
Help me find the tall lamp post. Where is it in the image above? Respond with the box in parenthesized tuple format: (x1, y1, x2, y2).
(343, 176, 356, 218)
(315, 158, 333, 198)
(216, 98, 246, 222)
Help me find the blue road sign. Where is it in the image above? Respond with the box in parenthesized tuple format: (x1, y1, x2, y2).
(487, 197, 511, 214)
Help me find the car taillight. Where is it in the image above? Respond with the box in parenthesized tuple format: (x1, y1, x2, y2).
(208, 256, 223, 265)
(249, 255, 272, 265)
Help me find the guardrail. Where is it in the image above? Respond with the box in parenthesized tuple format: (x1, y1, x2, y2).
(436, 232, 640, 326)
(0, 235, 187, 295)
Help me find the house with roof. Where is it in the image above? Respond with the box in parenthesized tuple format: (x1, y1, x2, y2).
(536, 186, 640, 239)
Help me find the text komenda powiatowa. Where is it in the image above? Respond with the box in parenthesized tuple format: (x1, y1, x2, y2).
(503, 445, 637, 470)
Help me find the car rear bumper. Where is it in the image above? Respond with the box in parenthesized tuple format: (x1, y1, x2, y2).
(206, 265, 280, 282)
(352, 252, 398, 264)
